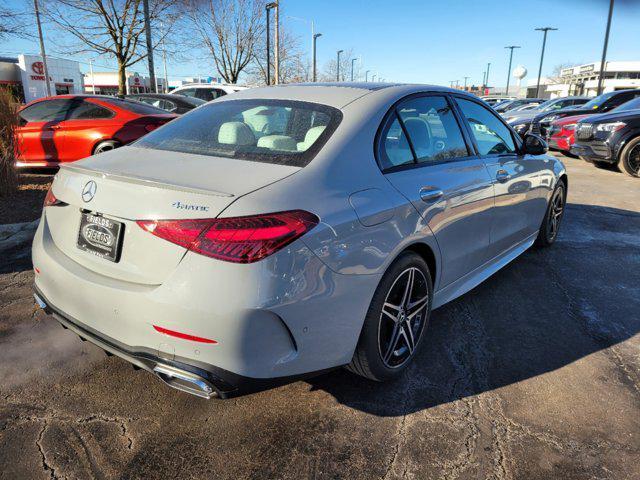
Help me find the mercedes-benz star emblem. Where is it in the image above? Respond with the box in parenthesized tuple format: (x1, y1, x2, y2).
(82, 180, 97, 203)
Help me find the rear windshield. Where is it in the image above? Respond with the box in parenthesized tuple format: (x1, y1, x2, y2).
(135, 99, 342, 167)
(100, 97, 168, 115)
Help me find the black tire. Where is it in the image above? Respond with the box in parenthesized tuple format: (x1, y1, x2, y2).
(535, 179, 566, 247)
(347, 252, 433, 382)
(93, 140, 120, 155)
(619, 136, 640, 177)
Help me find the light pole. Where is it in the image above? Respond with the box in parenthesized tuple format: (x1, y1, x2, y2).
(365, 70, 370, 82)
(486, 62, 491, 90)
(504, 45, 520, 96)
(336, 50, 343, 81)
(266, 3, 273, 85)
(534, 27, 557, 97)
(482, 70, 486, 87)
(160, 21, 169, 92)
(597, 0, 614, 95)
(33, 0, 51, 97)
(371, 74, 376, 82)
(312, 33, 322, 82)
(463, 76, 469, 90)
(351, 57, 359, 81)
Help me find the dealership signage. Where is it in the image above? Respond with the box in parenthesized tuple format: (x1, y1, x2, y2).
(17, 54, 84, 102)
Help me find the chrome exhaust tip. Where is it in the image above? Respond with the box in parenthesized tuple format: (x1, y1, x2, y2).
(153, 364, 218, 399)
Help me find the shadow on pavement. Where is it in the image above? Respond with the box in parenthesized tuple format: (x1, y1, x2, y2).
(306, 203, 640, 416)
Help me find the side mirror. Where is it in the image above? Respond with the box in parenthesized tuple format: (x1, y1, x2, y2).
(522, 133, 548, 155)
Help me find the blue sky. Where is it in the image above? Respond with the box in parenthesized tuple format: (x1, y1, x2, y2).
(3, 0, 639, 87)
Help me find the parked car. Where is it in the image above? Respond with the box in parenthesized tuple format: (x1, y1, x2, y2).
(33, 84, 566, 399)
(571, 96, 640, 177)
(494, 98, 543, 113)
(506, 96, 591, 134)
(529, 89, 640, 138)
(170, 83, 247, 102)
(481, 96, 514, 106)
(16, 95, 177, 168)
(547, 114, 592, 156)
(125, 93, 206, 114)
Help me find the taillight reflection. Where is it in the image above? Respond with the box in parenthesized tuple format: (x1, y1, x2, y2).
(43, 187, 63, 207)
(137, 210, 319, 263)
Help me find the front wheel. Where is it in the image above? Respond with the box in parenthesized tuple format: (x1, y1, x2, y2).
(347, 252, 433, 382)
(619, 137, 640, 177)
(535, 180, 566, 247)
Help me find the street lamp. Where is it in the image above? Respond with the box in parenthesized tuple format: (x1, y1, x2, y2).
(312, 33, 322, 82)
(486, 62, 491, 90)
(534, 27, 558, 97)
(336, 49, 343, 81)
(463, 76, 470, 90)
(371, 74, 376, 82)
(365, 70, 370, 82)
(351, 57, 358, 81)
(504, 45, 521, 96)
(597, 0, 614, 95)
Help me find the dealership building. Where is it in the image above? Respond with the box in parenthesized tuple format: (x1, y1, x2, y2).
(84, 71, 166, 95)
(525, 61, 640, 98)
(0, 54, 84, 103)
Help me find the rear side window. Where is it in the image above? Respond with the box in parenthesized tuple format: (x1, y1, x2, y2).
(19, 99, 71, 122)
(174, 89, 195, 98)
(136, 99, 342, 167)
(455, 98, 516, 155)
(67, 100, 114, 119)
(100, 98, 167, 115)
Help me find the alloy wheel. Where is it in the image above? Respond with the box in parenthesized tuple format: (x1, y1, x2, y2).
(378, 267, 429, 369)
(627, 144, 640, 176)
(548, 186, 565, 241)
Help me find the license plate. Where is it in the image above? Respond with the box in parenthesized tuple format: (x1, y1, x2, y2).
(77, 213, 124, 262)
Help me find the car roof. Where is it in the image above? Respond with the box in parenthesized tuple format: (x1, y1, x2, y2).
(172, 84, 246, 93)
(220, 82, 466, 109)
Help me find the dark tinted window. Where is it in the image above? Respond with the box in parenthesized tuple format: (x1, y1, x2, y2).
(136, 99, 341, 167)
(396, 96, 469, 164)
(67, 100, 114, 119)
(19, 99, 71, 122)
(614, 97, 640, 112)
(174, 88, 195, 98)
(606, 91, 640, 109)
(379, 117, 414, 169)
(136, 97, 177, 112)
(456, 98, 516, 155)
(100, 97, 167, 115)
(194, 89, 214, 101)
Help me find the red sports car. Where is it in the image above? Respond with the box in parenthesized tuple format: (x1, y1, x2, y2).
(547, 114, 592, 156)
(15, 95, 177, 168)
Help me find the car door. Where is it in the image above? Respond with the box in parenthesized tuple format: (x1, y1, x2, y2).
(454, 96, 548, 259)
(380, 94, 495, 288)
(16, 99, 71, 165)
(59, 99, 115, 162)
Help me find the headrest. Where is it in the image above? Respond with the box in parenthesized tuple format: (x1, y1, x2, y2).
(218, 122, 255, 146)
(297, 126, 326, 151)
(257, 135, 297, 152)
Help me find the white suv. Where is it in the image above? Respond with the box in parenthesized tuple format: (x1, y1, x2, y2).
(170, 84, 247, 102)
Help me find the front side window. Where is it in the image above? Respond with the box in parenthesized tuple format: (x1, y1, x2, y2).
(19, 99, 71, 123)
(136, 99, 342, 167)
(456, 98, 516, 155)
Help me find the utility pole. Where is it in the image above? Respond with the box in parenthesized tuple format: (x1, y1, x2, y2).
(274, 2, 279, 84)
(312, 33, 321, 82)
(142, 0, 156, 92)
(266, 3, 272, 85)
(371, 74, 376, 82)
(504, 45, 520, 96)
(89, 59, 95, 93)
(351, 58, 358, 81)
(463, 76, 469, 90)
(336, 50, 343, 81)
(597, 0, 614, 95)
(365, 70, 370, 82)
(33, 0, 51, 97)
(160, 21, 169, 92)
(534, 27, 558, 97)
(482, 70, 486, 86)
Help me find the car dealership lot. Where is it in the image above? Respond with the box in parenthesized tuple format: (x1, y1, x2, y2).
(0, 156, 638, 479)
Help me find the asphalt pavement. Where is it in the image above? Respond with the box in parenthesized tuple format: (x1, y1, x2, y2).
(1, 155, 638, 479)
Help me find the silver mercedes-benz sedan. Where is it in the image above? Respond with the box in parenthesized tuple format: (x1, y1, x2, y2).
(32, 83, 567, 398)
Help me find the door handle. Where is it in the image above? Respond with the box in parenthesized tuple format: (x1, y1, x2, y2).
(496, 170, 511, 183)
(47, 124, 62, 130)
(419, 187, 444, 203)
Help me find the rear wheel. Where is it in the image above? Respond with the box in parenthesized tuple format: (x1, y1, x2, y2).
(619, 137, 640, 177)
(347, 252, 433, 382)
(93, 140, 120, 155)
(535, 180, 566, 247)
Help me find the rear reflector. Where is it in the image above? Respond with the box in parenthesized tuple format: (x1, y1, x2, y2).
(153, 325, 218, 344)
(137, 210, 318, 264)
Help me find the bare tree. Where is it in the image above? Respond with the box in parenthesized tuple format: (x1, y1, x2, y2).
(321, 48, 358, 82)
(186, 0, 263, 84)
(0, 5, 31, 40)
(43, 0, 178, 94)
(247, 26, 308, 85)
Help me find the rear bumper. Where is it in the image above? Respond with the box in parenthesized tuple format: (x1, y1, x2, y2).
(33, 286, 339, 398)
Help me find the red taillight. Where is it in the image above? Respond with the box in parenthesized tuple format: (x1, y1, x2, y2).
(137, 210, 319, 263)
(43, 187, 60, 207)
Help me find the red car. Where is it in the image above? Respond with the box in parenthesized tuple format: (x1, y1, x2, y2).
(15, 95, 177, 168)
(547, 114, 592, 155)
